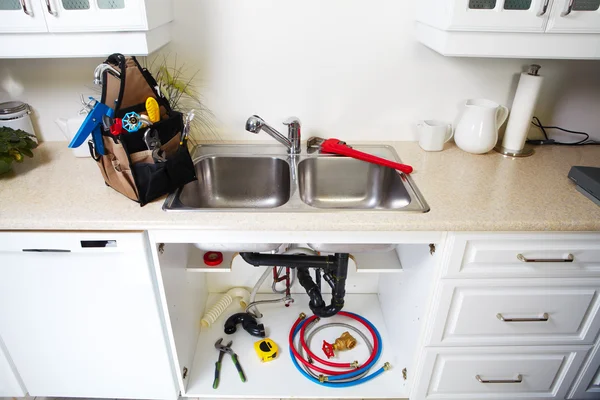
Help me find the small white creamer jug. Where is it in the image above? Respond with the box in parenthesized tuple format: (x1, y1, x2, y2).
(454, 99, 509, 154)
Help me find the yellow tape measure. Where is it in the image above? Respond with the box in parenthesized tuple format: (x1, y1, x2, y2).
(254, 338, 278, 362)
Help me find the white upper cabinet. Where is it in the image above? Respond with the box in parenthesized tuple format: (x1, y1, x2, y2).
(0, 0, 48, 33)
(417, 0, 551, 31)
(0, 0, 173, 57)
(449, 0, 549, 31)
(416, 0, 600, 58)
(547, 0, 600, 32)
(44, 0, 148, 32)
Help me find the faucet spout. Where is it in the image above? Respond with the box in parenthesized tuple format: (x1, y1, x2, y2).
(245, 115, 301, 154)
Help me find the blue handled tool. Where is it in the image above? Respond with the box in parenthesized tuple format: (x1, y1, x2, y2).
(68, 98, 114, 156)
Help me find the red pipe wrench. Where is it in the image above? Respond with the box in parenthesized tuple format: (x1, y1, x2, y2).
(309, 137, 413, 174)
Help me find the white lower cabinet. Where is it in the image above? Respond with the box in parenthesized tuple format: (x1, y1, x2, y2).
(147, 230, 444, 399)
(415, 346, 589, 399)
(569, 339, 600, 399)
(0, 231, 178, 399)
(429, 279, 600, 346)
(0, 335, 25, 397)
(413, 232, 600, 400)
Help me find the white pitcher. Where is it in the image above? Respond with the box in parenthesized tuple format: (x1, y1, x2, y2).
(454, 99, 509, 154)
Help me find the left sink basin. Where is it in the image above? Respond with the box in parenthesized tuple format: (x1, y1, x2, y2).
(175, 156, 291, 209)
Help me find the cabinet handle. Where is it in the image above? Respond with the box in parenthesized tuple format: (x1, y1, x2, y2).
(537, 0, 550, 16)
(45, 0, 57, 16)
(497, 313, 549, 322)
(476, 374, 523, 384)
(561, 0, 574, 16)
(20, 0, 33, 16)
(517, 253, 574, 263)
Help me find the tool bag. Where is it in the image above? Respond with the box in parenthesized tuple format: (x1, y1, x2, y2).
(91, 53, 196, 206)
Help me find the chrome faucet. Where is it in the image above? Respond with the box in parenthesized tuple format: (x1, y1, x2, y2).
(93, 63, 121, 86)
(245, 115, 301, 155)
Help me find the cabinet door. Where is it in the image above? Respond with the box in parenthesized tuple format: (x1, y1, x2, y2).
(0, 232, 177, 400)
(414, 345, 589, 399)
(547, 0, 600, 32)
(448, 0, 550, 31)
(42, 0, 147, 32)
(0, 0, 48, 33)
(429, 279, 600, 346)
(0, 336, 25, 397)
(569, 339, 600, 399)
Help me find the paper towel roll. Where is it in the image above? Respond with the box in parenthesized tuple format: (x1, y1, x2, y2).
(502, 67, 544, 152)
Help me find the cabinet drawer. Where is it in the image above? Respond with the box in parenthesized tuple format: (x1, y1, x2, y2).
(444, 233, 600, 278)
(430, 279, 600, 346)
(414, 346, 589, 400)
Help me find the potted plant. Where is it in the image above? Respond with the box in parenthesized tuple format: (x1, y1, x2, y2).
(0, 126, 38, 175)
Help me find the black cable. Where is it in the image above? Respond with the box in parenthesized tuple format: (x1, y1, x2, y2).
(527, 117, 600, 146)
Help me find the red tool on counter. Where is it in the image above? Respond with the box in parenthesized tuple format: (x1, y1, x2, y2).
(308, 137, 413, 174)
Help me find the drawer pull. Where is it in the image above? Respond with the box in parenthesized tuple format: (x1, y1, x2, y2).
(497, 313, 549, 322)
(476, 374, 523, 384)
(517, 253, 574, 263)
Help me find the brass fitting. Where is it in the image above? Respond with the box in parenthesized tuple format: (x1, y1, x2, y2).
(351, 360, 359, 368)
(299, 312, 306, 320)
(333, 331, 357, 351)
(318, 374, 328, 383)
(383, 362, 391, 371)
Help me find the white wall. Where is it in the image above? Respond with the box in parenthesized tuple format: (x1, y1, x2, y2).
(1, 0, 599, 142)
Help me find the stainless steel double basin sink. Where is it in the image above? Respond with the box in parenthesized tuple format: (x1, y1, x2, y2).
(163, 144, 429, 212)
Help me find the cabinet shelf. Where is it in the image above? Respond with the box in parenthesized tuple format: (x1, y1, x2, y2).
(187, 250, 236, 273)
(184, 293, 408, 398)
(352, 249, 403, 273)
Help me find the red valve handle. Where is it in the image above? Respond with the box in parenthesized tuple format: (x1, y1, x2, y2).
(322, 340, 335, 359)
(321, 138, 413, 174)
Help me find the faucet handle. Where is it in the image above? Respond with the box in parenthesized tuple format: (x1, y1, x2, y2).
(283, 116, 301, 126)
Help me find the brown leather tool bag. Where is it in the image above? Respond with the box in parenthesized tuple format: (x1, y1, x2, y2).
(91, 53, 196, 206)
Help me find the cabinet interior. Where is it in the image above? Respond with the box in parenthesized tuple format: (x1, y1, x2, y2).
(153, 242, 440, 398)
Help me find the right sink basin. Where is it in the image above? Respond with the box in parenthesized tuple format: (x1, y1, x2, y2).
(298, 157, 412, 210)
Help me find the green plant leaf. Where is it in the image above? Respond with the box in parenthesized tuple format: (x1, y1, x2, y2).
(20, 148, 33, 158)
(0, 126, 37, 159)
(0, 158, 11, 175)
(24, 138, 38, 149)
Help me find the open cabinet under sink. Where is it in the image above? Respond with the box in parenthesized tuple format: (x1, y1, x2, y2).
(147, 231, 442, 399)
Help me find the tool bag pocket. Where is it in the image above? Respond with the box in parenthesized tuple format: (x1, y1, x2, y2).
(96, 138, 139, 201)
(131, 144, 196, 205)
(120, 111, 196, 205)
(92, 54, 197, 206)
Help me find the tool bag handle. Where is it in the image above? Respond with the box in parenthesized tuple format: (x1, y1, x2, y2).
(101, 53, 171, 115)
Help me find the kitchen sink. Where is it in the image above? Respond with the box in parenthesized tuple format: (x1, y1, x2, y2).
(163, 144, 429, 212)
(177, 156, 290, 209)
(298, 157, 411, 209)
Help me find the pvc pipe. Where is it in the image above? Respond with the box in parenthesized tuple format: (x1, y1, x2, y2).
(200, 287, 250, 328)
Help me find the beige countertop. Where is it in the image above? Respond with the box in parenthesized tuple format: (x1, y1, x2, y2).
(1, 141, 599, 232)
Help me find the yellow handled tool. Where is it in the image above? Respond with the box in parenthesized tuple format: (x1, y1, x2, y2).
(145, 97, 160, 123)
